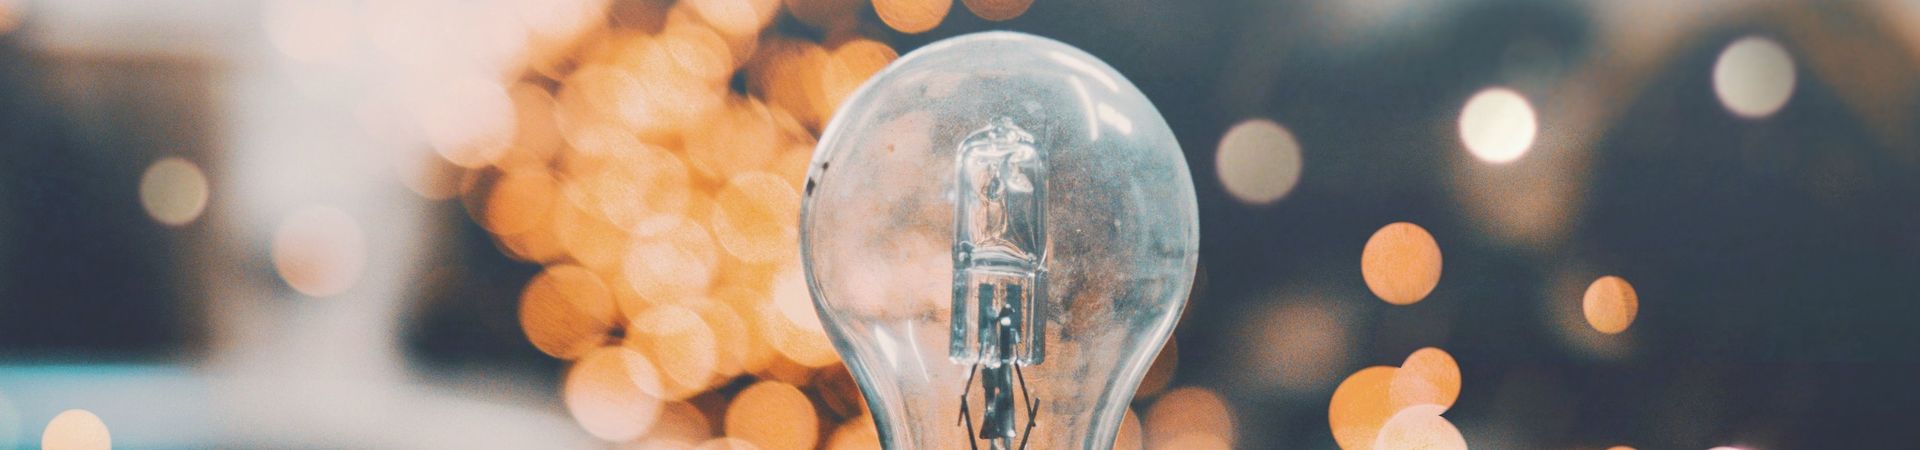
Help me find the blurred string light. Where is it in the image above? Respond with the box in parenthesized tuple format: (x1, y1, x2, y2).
(138, 157, 211, 227)
(1329, 347, 1467, 450)
(1457, 87, 1538, 164)
(1215, 118, 1304, 206)
(271, 205, 368, 298)
(1713, 36, 1796, 119)
(41, 409, 110, 450)
(1582, 275, 1639, 335)
(1361, 222, 1444, 305)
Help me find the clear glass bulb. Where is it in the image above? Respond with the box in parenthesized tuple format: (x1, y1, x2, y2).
(800, 32, 1199, 450)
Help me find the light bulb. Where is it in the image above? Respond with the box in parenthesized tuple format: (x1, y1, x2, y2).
(800, 32, 1199, 450)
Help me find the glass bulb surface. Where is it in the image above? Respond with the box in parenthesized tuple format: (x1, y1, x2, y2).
(801, 32, 1198, 450)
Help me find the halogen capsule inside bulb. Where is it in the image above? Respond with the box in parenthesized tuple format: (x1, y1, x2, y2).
(951, 116, 1047, 369)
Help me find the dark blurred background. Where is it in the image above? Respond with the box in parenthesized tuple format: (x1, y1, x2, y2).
(1, 0, 1918, 448)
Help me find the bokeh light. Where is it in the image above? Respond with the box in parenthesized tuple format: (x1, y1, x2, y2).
(823, 414, 881, 450)
(624, 218, 721, 304)
(759, 284, 842, 367)
(519, 264, 620, 360)
(1388, 347, 1460, 411)
(138, 156, 210, 227)
(961, 0, 1033, 21)
(1329, 366, 1398, 450)
(724, 381, 818, 450)
(822, 39, 899, 120)
(480, 168, 561, 236)
(1457, 87, 1538, 164)
(271, 205, 368, 298)
(686, 0, 782, 39)
(40, 409, 109, 450)
(1713, 36, 1795, 119)
(787, 0, 863, 30)
(626, 304, 721, 399)
(1370, 404, 1465, 450)
(417, 76, 516, 168)
(1361, 222, 1443, 305)
(1582, 275, 1639, 335)
(1545, 267, 1635, 360)
(1145, 387, 1236, 448)
(873, 0, 951, 34)
(711, 172, 801, 264)
(645, 401, 716, 444)
(564, 346, 666, 442)
(1215, 118, 1304, 206)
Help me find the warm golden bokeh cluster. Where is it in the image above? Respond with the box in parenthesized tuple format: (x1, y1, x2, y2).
(476, 0, 896, 447)
(405, 0, 1035, 447)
